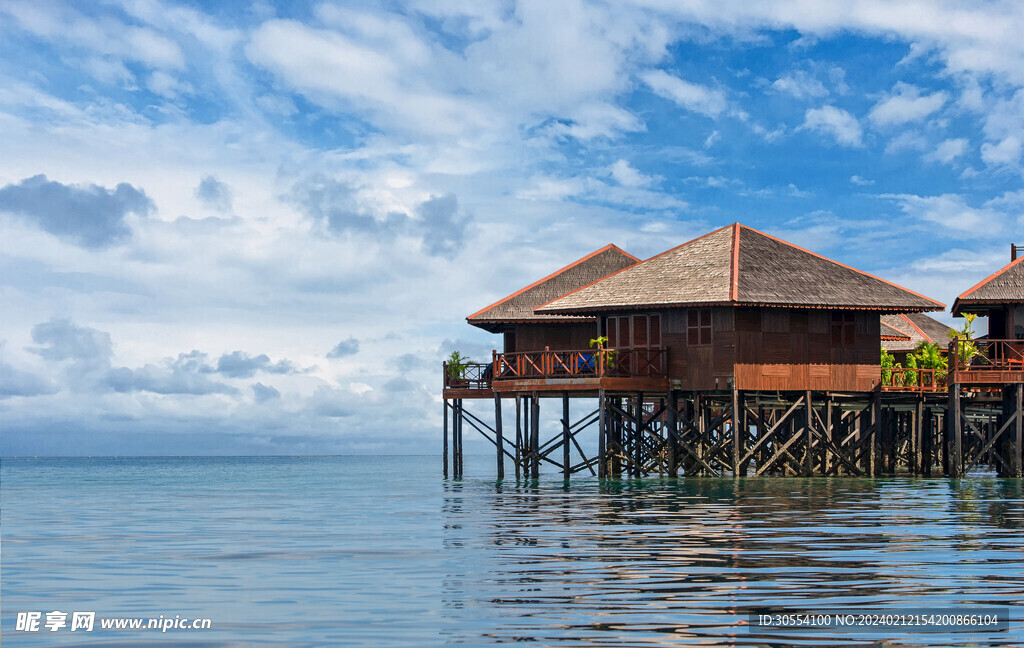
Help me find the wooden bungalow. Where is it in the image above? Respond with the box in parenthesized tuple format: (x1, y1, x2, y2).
(950, 246, 1024, 384)
(536, 223, 944, 392)
(880, 313, 957, 363)
(466, 244, 639, 353)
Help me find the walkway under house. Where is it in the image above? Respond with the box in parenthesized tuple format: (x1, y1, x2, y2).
(443, 225, 1024, 480)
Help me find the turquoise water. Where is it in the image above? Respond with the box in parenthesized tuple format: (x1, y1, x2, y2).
(2, 456, 1023, 647)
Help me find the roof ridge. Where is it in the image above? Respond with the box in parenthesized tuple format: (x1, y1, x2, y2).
(899, 313, 933, 343)
(466, 244, 633, 321)
(729, 222, 740, 301)
(535, 224, 735, 313)
(739, 224, 945, 309)
(956, 253, 1024, 301)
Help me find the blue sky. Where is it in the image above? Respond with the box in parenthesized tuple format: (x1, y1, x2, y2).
(1, 0, 1022, 455)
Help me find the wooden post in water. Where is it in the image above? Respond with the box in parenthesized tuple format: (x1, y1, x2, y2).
(633, 392, 643, 478)
(804, 390, 813, 477)
(1014, 384, 1023, 478)
(515, 396, 522, 480)
(495, 393, 504, 480)
(530, 393, 540, 479)
(870, 391, 881, 478)
(562, 392, 571, 480)
(598, 390, 607, 479)
(948, 384, 961, 478)
(732, 388, 743, 478)
(667, 390, 679, 477)
(443, 399, 449, 478)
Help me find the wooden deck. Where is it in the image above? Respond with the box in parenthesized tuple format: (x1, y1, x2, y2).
(950, 339, 1024, 385)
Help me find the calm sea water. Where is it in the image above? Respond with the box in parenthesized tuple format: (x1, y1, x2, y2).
(2, 456, 1023, 647)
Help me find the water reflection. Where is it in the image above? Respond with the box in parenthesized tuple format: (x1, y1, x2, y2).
(443, 477, 1024, 646)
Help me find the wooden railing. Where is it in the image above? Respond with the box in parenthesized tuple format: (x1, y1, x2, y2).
(493, 347, 668, 380)
(880, 367, 947, 393)
(442, 362, 493, 391)
(949, 338, 1024, 383)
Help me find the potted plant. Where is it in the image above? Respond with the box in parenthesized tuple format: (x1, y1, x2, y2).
(446, 351, 471, 386)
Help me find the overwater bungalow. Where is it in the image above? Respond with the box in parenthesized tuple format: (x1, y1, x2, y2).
(442, 225, 1023, 480)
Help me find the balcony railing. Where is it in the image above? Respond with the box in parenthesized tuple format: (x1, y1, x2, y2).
(949, 338, 1024, 382)
(442, 362, 493, 391)
(880, 367, 947, 393)
(492, 347, 668, 381)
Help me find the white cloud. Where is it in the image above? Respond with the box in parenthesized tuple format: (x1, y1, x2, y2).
(926, 138, 969, 164)
(883, 193, 1004, 234)
(801, 105, 862, 147)
(884, 131, 928, 155)
(607, 159, 657, 188)
(850, 175, 875, 186)
(770, 70, 828, 99)
(981, 136, 1022, 166)
(868, 83, 948, 127)
(641, 69, 728, 118)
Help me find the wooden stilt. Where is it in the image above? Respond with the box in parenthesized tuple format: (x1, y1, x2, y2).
(598, 390, 607, 479)
(562, 392, 571, 480)
(804, 390, 813, 477)
(633, 392, 643, 478)
(1016, 384, 1024, 479)
(530, 394, 540, 479)
(495, 394, 504, 480)
(948, 384, 961, 478)
(667, 390, 679, 476)
(733, 388, 743, 478)
(443, 399, 449, 478)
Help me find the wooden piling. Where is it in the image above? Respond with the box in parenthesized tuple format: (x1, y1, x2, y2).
(443, 399, 449, 478)
(562, 392, 571, 480)
(530, 394, 540, 479)
(495, 393, 504, 480)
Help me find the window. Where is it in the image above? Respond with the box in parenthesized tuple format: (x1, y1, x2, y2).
(687, 308, 712, 346)
(831, 312, 855, 346)
(606, 315, 660, 349)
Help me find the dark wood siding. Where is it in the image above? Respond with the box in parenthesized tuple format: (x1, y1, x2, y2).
(660, 306, 880, 391)
(513, 322, 596, 352)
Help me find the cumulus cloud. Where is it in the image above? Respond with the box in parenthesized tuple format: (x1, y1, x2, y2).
(801, 105, 862, 147)
(327, 338, 359, 358)
(29, 318, 112, 370)
(770, 70, 828, 99)
(981, 136, 1022, 166)
(642, 69, 728, 118)
(883, 193, 1004, 234)
(195, 175, 233, 212)
(252, 382, 281, 402)
(607, 159, 657, 188)
(850, 175, 875, 186)
(106, 350, 242, 395)
(417, 193, 469, 258)
(868, 83, 947, 127)
(926, 138, 969, 164)
(0, 361, 57, 398)
(216, 351, 297, 378)
(0, 175, 153, 248)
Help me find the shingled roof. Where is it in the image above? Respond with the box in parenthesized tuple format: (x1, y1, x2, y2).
(881, 320, 912, 341)
(467, 244, 639, 333)
(952, 255, 1024, 315)
(881, 313, 956, 353)
(537, 223, 944, 315)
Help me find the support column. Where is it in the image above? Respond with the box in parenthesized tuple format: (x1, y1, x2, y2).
(1014, 384, 1023, 478)
(667, 390, 679, 477)
(948, 383, 961, 478)
(922, 407, 933, 477)
(870, 391, 881, 478)
(562, 391, 571, 480)
(530, 393, 540, 479)
(598, 390, 607, 479)
(443, 399, 449, 478)
(633, 392, 643, 478)
(913, 398, 923, 476)
(515, 396, 522, 479)
(804, 390, 813, 477)
(733, 388, 743, 478)
(495, 393, 504, 480)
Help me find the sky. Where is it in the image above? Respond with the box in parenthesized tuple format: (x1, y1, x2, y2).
(1, 0, 1023, 455)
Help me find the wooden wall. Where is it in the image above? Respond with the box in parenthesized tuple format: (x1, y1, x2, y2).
(512, 322, 597, 352)
(660, 306, 880, 391)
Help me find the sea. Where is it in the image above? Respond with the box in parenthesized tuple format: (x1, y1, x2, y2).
(2, 456, 1023, 647)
